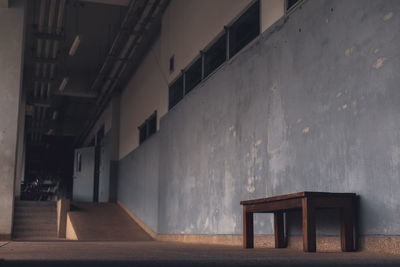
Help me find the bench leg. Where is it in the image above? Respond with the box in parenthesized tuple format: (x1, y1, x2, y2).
(274, 211, 285, 248)
(340, 198, 355, 252)
(243, 206, 254, 248)
(302, 197, 316, 252)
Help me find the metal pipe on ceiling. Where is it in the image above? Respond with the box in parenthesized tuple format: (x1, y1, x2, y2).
(38, 0, 46, 32)
(96, 0, 160, 107)
(48, 0, 57, 33)
(47, 83, 51, 98)
(56, 0, 66, 34)
(90, 0, 144, 90)
(108, 34, 135, 79)
(35, 0, 47, 79)
(33, 82, 39, 98)
(98, 0, 159, 101)
(78, 0, 168, 145)
(49, 0, 65, 79)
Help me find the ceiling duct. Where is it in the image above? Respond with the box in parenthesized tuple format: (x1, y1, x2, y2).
(76, 0, 169, 145)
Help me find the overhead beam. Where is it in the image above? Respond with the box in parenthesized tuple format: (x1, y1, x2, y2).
(33, 57, 58, 64)
(34, 32, 64, 41)
(81, 0, 129, 6)
(53, 90, 98, 99)
(0, 0, 9, 8)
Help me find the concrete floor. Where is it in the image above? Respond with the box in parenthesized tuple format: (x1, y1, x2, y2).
(0, 241, 399, 267)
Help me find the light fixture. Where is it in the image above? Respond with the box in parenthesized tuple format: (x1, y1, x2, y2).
(52, 110, 58, 120)
(69, 35, 81, 56)
(58, 76, 69, 91)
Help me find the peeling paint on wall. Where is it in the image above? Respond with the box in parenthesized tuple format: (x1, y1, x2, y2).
(345, 47, 355, 56)
(383, 11, 393, 21)
(373, 57, 386, 69)
(302, 127, 310, 134)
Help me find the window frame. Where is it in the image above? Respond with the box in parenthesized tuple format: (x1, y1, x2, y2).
(285, 0, 302, 14)
(167, 0, 261, 111)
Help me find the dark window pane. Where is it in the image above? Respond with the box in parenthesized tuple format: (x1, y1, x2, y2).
(287, 0, 299, 10)
(139, 123, 147, 144)
(229, 1, 260, 58)
(168, 75, 184, 110)
(185, 57, 202, 94)
(204, 33, 227, 77)
(148, 113, 157, 137)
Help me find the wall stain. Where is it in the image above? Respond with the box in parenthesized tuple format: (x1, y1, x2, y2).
(302, 127, 310, 134)
(345, 47, 355, 56)
(383, 11, 393, 21)
(373, 57, 386, 69)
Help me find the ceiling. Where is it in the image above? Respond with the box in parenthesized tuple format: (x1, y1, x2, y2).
(23, 0, 169, 147)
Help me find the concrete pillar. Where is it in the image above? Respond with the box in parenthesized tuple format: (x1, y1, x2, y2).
(0, 0, 26, 240)
(14, 91, 26, 198)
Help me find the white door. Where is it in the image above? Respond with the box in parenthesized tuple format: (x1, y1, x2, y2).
(73, 146, 95, 202)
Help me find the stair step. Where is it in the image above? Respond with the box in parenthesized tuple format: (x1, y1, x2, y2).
(13, 236, 60, 241)
(14, 209, 56, 214)
(15, 206, 57, 211)
(13, 225, 57, 231)
(13, 226, 56, 231)
(15, 201, 56, 207)
(13, 232, 57, 237)
(14, 211, 57, 217)
(14, 218, 56, 224)
(13, 201, 58, 240)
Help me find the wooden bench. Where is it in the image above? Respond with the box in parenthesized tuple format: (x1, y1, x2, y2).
(240, 192, 358, 252)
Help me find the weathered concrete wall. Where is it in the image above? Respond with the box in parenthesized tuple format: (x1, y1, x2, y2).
(158, 0, 400, 236)
(119, 37, 166, 159)
(0, 0, 25, 239)
(118, 133, 160, 232)
(119, 0, 400, 237)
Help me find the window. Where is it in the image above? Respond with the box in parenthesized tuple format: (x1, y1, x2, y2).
(167, 0, 261, 110)
(229, 1, 260, 58)
(138, 111, 157, 144)
(168, 75, 184, 110)
(204, 33, 227, 77)
(286, 0, 300, 11)
(184, 57, 202, 94)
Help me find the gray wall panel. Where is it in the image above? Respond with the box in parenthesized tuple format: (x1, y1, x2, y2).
(120, 0, 400, 237)
(118, 133, 160, 232)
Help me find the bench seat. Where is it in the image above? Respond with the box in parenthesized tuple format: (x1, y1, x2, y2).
(240, 191, 358, 252)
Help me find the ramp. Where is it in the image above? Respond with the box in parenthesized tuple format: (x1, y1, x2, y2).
(67, 202, 153, 241)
